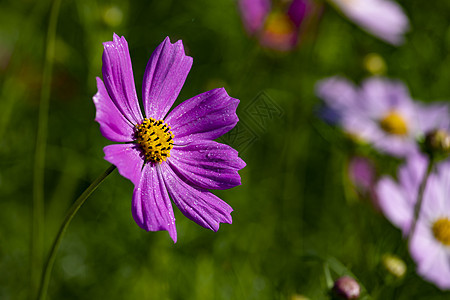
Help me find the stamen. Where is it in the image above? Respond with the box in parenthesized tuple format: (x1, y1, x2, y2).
(135, 118, 174, 163)
(432, 218, 450, 246)
(379, 111, 408, 136)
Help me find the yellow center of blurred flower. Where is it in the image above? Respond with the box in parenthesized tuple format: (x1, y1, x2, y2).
(264, 12, 295, 35)
(135, 118, 174, 163)
(379, 111, 408, 136)
(432, 218, 450, 246)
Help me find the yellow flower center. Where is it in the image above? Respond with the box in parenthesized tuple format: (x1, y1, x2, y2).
(432, 218, 450, 246)
(135, 118, 174, 163)
(379, 111, 408, 136)
(264, 12, 295, 35)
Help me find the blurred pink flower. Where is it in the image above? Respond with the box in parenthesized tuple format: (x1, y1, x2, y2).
(348, 156, 375, 193)
(377, 154, 450, 289)
(316, 76, 450, 158)
(330, 0, 409, 45)
(409, 160, 450, 289)
(238, 0, 316, 51)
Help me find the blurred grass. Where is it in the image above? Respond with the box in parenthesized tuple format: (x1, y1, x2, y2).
(1, 0, 450, 299)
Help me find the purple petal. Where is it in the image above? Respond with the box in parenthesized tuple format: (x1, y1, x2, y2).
(166, 88, 239, 145)
(348, 156, 374, 191)
(238, 0, 271, 35)
(417, 102, 450, 134)
(142, 37, 193, 120)
(398, 154, 428, 202)
(371, 135, 418, 157)
(288, 0, 311, 27)
(93, 77, 135, 142)
(332, 0, 409, 45)
(419, 160, 450, 222)
(132, 163, 177, 242)
(359, 77, 413, 120)
(315, 76, 359, 115)
(168, 140, 245, 190)
(436, 161, 450, 214)
(376, 176, 414, 235)
(102, 33, 143, 125)
(409, 221, 450, 290)
(103, 143, 144, 186)
(161, 163, 233, 232)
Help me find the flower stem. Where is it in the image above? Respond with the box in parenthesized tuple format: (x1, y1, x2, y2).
(408, 157, 435, 241)
(31, 0, 62, 297)
(36, 164, 116, 300)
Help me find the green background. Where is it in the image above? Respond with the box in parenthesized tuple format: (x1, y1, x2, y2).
(1, 0, 450, 299)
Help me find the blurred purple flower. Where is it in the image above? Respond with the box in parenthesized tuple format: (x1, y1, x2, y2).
(376, 154, 428, 235)
(349, 156, 375, 192)
(330, 0, 409, 45)
(93, 34, 245, 242)
(316, 76, 450, 157)
(348, 156, 379, 208)
(238, 0, 315, 51)
(409, 160, 450, 289)
(377, 155, 450, 289)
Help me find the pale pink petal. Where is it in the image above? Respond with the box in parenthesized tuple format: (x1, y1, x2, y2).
(376, 177, 414, 235)
(238, 0, 271, 35)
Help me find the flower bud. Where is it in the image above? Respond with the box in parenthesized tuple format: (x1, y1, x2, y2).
(102, 5, 123, 27)
(382, 254, 406, 278)
(364, 53, 387, 75)
(332, 276, 360, 299)
(290, 294, 310, 300)
(423, 129, 450, 159)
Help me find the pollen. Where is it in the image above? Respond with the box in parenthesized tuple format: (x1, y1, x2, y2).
(264, 12, 295, 35)
(432, 218, 450, 246)
(135, 118, 174, 163)
(379, 111, 408, 136)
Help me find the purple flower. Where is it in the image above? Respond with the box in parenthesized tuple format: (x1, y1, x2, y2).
(238, 0, 315, 51)
(316, 76, 450, 157)
(409, 160, 450, 289)
(329, 0, 409, 45)
(93, 34, 245, 242)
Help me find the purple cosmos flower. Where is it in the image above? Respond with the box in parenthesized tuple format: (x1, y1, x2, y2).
(238, 0, 315, 51)
(316, 76, 450, 157)
(93, 34, 245, 242)
(409, 160, 450, 289)
(329, 0, 409, 45)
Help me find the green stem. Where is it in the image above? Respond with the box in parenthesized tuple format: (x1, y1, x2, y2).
(408, 157, 435, 242)
(36, 165, 116, 300)
(31, 0, 62, 297)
